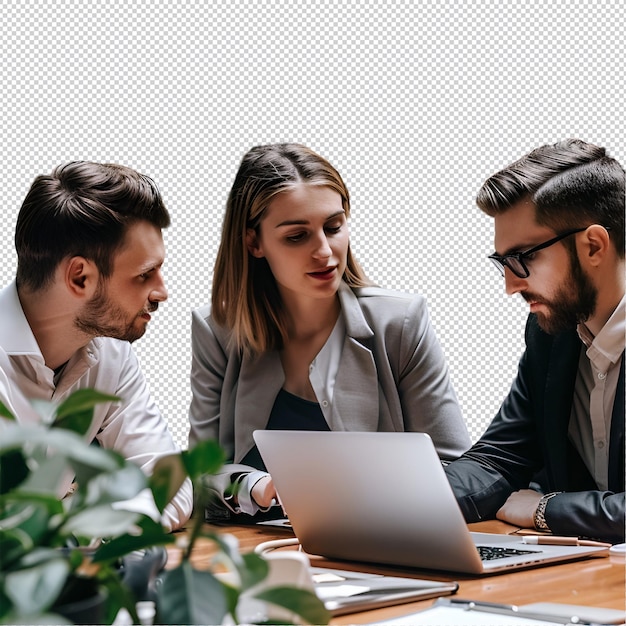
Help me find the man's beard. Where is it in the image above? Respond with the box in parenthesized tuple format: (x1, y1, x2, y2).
(522, 254, 597, 335)
(75, 285, 155, 343)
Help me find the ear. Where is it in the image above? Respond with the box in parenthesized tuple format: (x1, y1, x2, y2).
(246, 228, 265, 259)
(579, 225, 611, 268)
(64, 257, 99, 299)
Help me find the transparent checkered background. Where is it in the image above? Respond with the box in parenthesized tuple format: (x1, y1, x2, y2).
(1, 1, 624, 448)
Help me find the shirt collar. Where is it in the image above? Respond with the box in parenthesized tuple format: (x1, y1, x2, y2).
(0, 281, 101, 371)
(0, 281, 44, 359)
(577, 293, 626, 368)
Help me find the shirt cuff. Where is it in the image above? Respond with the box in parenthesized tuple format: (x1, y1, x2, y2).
(236, 470, 275, 515)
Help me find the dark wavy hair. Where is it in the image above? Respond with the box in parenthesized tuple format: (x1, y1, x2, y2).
(476, 138, 624, 258)
(15, 161, 170, 291)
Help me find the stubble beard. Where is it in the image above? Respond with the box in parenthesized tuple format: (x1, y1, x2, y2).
(75, 286, 149, 343)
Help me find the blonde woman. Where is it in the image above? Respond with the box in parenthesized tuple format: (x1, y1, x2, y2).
(189, 143, 470, 521)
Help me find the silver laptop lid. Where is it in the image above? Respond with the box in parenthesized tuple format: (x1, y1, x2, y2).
(253, 430, 485, 573)
(253, 430, 608, 574)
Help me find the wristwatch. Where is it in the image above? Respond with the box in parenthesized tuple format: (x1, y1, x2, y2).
(534, 492, 561, 531)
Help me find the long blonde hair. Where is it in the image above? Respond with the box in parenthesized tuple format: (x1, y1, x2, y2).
(212, 143, 370, 355)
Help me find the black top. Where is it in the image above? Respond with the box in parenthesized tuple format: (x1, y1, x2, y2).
(241, 388, 329, 472)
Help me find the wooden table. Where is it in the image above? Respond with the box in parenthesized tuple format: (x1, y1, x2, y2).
(168, 520, 625, 624)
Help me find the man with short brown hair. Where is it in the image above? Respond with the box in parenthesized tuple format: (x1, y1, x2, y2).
(1, 161, 192, 531)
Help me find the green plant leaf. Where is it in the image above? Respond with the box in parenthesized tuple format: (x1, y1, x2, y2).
(148, 454, 188, 514)
(157, 561, 230, 625)
(60, 435, 123, 475)
(0, 491, 64, 515)
(84, 464, 147, 507)
(94, 564, 140, 625)
(18, 455, 71, 497)
(54, 389, 120, 420)
(238, 552, 271, 591)
(92, 517, 175, 563)
(0, 449, 29, 494)
(29, 400, 57, 426)
(181, 440, 225, 481)
(0, 585, 12, 621)
(0, 426, 120, 477)
(16, 547, 67, 569)
(51, 408, 95, 437)
(220, 579, 241, 620)
(66, 452, 126, 496)
(4, 612, 73, 624)
(207, 530, 244, 564)
(204, 533, 269, 591)
(254, 585, 331, 625)
(0, 529, 33, 569)
(0, 424, 46, 453)
(61, 505, 140, 539)
(0, 399, 15, 420)
(52, 390, 119, 436)
(4, 551, 70, 616)
(0, 503, 51, 564)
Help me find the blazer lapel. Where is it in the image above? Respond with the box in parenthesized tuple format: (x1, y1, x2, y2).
(332, 284, 380, 431)
(235, 350, 284, 462)
(332, 336, 380, 430)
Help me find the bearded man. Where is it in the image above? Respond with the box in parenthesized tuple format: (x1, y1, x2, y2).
(445, 139, 625, 544)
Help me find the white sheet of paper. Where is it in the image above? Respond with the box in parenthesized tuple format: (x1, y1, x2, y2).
(372, 606, 562, 625)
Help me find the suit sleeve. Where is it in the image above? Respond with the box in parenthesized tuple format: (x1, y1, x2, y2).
(445, 345, 542, 521)
(397, 296, 471, 460)
(545, 491, 625, 544)
(188, 308, 226, 448)
(187, 309, 271, 518)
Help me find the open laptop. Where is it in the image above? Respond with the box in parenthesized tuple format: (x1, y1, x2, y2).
(253, 430, 609, 575)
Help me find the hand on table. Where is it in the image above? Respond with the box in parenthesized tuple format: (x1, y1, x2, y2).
(496, 488, 543, 529)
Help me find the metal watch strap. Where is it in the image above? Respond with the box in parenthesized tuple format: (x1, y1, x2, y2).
(534, 492, 561, 531)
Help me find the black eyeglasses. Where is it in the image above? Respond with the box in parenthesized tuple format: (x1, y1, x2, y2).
(488, 227, 588, 279)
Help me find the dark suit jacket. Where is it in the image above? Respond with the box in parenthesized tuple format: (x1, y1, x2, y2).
(446, 314, 625, 543)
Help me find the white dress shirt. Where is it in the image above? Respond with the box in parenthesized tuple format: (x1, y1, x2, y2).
(0, 281, 193, 531)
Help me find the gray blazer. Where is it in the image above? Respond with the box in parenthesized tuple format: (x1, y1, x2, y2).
(189, 283, 471, 509)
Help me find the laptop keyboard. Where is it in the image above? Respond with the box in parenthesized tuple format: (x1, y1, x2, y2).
(477, 545, 537, 561)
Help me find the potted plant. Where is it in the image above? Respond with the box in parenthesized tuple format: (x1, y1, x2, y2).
(0, 390, 330, 625)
